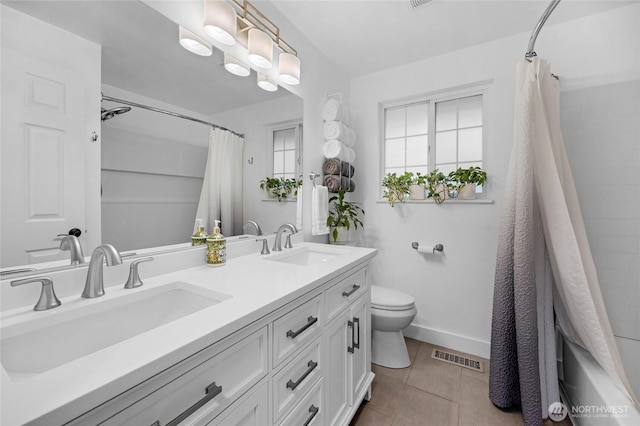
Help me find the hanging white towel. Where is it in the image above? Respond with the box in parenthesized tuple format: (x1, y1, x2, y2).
(322, 98, 342, 122)
(311, 185, 329, 236)
(296, 181, 303, 231)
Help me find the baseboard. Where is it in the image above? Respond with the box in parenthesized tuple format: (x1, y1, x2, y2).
(404, 323, 490, 359)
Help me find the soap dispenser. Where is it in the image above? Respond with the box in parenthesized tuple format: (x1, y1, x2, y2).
(191, 219, 209, 246)
(206, 220, 226, 266)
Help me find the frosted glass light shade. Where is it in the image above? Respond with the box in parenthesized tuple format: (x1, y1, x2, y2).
(278, 52, 300, 85)
(257, 73, 278, 92)
(203, 0, 237, 45)
(224, 53, 250, 77)
(248, 28, 273, 68)
(178, 26, 212, 56)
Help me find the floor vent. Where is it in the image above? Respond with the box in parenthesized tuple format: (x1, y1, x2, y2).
(431, 349, 484, 372)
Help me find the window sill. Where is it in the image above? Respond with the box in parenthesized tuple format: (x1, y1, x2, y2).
(376, 198, 494, 205)
(262, 198, 298, 203)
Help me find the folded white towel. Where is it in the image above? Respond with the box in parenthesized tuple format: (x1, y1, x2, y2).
(324, 121, 350, 141)
(322, 98, 342, 122)
(311, 185, 330, 236)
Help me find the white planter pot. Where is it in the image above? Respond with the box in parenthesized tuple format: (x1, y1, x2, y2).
(329, 226, 349, 245)
(408, 184, 425, 200)
(458, 183, 477, 200)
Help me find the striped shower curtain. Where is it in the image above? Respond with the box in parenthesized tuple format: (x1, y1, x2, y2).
(490, 58, 637, 425)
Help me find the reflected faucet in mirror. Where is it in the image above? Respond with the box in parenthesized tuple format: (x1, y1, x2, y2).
(244, 220, 263, 236)
(59, 235, 85, 265)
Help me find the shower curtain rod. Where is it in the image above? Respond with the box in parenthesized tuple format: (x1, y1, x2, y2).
(101, 94, 245, 138)
(525, 0, 561, 59)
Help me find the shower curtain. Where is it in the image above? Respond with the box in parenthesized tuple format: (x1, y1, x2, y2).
(490, 58, 638, 425)
(195, 127, 245, 237)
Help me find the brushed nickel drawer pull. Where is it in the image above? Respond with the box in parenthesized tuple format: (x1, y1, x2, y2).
(347, 320, 355, 353)
(303, 404, 319, 426)
(286, 316, 318, 339)
(342, 284, 360, 298)
(286, 360, 318, 390)
(353, 317, 360, 350)
(166, 382, 222, 426)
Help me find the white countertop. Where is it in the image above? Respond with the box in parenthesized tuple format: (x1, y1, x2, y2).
(0, 243, 376, 426)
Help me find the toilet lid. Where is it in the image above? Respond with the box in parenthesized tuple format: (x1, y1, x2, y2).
(371, 285, 415, 311)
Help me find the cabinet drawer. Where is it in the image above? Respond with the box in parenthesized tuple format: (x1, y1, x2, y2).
(205, 381, 268, 426)
(272, 337, 322, 423)
(325, 268, 367, 323)
(102, 326, 268, 426)
(273, 294, 323, 367)
(278, 379, 323, 426)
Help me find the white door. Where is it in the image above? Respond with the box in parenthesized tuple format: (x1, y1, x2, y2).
(0, 7, 101, 268)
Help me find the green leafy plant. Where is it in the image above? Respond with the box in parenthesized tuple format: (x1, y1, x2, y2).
(326, 190, 364, 243)
(409, 172, 427, 186)
(425, 169, 449, 204)
(448, 166, 487, 188)
(382, 172, 412, 207)
(259, 177, 302, 201)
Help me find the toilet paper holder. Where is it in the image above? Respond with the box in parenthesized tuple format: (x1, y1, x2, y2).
(411, 241, 444, 253)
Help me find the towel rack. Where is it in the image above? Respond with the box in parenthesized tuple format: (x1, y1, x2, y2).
(309, 172, 320, 188)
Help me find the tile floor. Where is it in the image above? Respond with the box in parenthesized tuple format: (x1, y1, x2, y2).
(350, 338, 572, 426)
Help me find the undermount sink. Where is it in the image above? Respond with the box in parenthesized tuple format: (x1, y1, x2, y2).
(265, 246, 344, 266)
(1, 282, 231, 380)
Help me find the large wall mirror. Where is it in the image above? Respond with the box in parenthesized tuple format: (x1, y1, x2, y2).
(0, 0, 303, 270)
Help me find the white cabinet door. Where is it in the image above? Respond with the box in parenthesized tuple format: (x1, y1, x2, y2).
(324, 309, 350, 426)
(349, 296, 369, 405)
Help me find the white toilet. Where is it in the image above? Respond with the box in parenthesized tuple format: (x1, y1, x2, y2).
(370, 285, 417, 368)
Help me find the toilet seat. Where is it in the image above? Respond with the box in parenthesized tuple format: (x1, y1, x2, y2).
(371, 285, 415, 311)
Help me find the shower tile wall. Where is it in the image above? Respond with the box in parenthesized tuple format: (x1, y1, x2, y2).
(560, 79, 640, 398)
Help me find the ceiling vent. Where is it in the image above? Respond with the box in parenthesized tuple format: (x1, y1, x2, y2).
(410, 0, 433, 8)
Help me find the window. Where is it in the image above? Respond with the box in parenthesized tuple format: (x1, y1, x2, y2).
(382, 87, 486, 193)
(270, 121, 302, 180)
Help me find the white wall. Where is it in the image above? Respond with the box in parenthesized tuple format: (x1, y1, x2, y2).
(209, 95, 303, 235)
(349, 4, 640, 358)
(561, 80, 640, 398)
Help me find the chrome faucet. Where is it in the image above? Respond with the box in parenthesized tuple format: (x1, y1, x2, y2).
(11, 276, 61, 311)
(273, 223, 297, 252)
(244, 220, 263, 236)
(59, 235, 85, 265)
(82, 244, 122, 298)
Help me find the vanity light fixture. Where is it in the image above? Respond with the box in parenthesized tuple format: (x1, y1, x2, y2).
(178, 26, 213, 56)
(278, 52, 300, 85)
(257, 73, 278, 92)
(204, 0, 237, 45)
(248, 28, 273, 68)
(224, 53, 250, 77)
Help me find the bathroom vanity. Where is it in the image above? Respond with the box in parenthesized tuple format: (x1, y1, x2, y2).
(0, 242, 376, 426)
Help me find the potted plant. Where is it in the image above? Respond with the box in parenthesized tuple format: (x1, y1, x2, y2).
(448, 166, 487, 200)
(382, 171, 412, 207)
(259, 177, 301, 201)
(425, 169, 449, 204)
(326, 189, 364, 244)
(408, 172, 427, 200)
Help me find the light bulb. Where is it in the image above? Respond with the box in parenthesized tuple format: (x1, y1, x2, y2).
(178, 26, 212, 56)
(203, 0, 237, 46)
